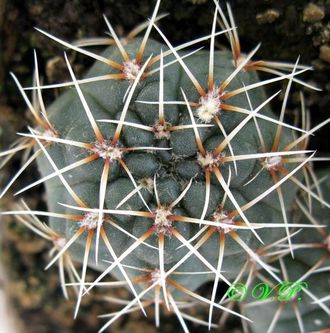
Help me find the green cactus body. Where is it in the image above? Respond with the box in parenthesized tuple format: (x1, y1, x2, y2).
(36, 37, 296, 296)
(2, 2, 329, 332)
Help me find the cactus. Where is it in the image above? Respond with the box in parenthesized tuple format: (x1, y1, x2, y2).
(240, 169, 330, 333)
(1, 1, 329, 332)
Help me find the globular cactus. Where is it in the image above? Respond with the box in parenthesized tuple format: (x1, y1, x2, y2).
(1, 1, 329, 332)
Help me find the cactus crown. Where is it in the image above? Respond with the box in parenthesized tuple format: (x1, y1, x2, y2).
(1, 1, 329, 332)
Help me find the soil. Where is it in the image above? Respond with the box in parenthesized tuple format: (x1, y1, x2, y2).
(0, 0, 329, 332)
